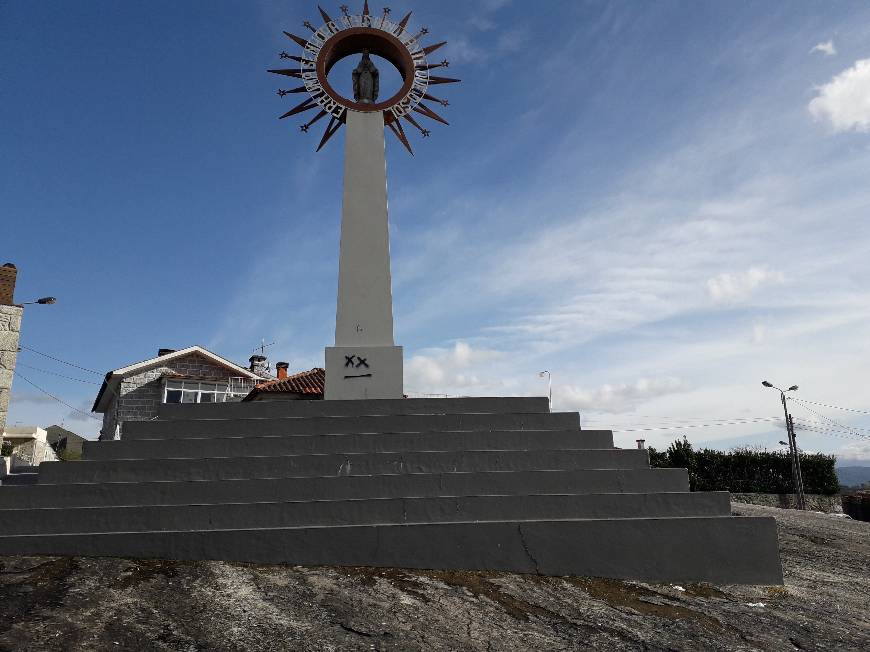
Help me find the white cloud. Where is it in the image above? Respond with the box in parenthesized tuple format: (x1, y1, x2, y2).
(405, 342, 504, 394)
(556, 377, 687, 414)
(809, 58, 870, 132)
(706, 266, 785, 303)
(835, 440, 870, 463)
(10, 392, 56, 406)
(810, 40, 837, 56)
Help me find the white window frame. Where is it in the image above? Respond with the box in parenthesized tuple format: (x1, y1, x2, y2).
(162, 380, 248, 404)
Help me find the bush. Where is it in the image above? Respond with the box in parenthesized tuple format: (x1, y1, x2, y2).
(56, 449, 82, 462)
(1, 440, 12, 457)
(647, 437, 840, 495)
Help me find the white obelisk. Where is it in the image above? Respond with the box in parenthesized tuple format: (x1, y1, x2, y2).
(324, 110, 403, 400)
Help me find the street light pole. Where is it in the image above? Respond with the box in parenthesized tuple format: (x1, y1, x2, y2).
(763, 381, 806, 510)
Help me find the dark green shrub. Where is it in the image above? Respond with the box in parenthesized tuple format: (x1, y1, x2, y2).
(1, 440, 12, 457)
(648, 438, 839, 495)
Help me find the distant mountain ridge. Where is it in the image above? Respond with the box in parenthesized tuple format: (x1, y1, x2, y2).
(836, 466, 870, 488)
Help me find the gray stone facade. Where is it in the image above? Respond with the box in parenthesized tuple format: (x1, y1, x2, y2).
(100, 352, 246, 440)
(0, 304, 23, 437)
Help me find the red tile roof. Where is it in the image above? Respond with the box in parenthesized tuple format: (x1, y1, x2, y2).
(242, 368, 325, 401)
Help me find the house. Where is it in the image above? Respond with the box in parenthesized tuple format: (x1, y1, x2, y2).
(45, 425, 87, 457)
(243, 365, 325, 401)
(92, 346, 269, 440)
(1, 426, 58, 468)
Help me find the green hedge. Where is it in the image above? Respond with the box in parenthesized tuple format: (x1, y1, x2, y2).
(647, 437, 840, 495)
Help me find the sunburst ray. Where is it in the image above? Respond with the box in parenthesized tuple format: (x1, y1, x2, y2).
(279, 97, 319, 119)
(283, 31, 309, 48)
(428, 75, 461, 85)
(300, 109, 329, 132)
(317, 114, 346, 151)
(268, 68, 303, 79)
(413, 102, 449, 125)
(318, 5, 333, 23)
(422, 41, 447, 56)
(386, 119, 414, 155)
(397, 11, 413, 31)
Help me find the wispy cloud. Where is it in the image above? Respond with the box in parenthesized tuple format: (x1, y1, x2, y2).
(810, 40, 837, 56)
(706, 267, 785, 303)
(557, 377, 688, 413)
(809, 58, 870, 132)
(10, 392, 56, 406)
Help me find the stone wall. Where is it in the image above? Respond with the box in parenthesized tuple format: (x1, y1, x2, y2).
(10, 439, 58, 468)
(0, 304, 23, 437)
(731, 492, 843, 513)
(103, 352, 245, 439)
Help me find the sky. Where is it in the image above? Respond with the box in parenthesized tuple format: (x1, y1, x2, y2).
(3, 0, 870, 462)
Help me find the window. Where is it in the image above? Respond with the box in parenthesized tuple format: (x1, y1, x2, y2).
(163, 380, 247, 404)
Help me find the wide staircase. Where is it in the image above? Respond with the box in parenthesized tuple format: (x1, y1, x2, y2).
(0, 398, 783, 584)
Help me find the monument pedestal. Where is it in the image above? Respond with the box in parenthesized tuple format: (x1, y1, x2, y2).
(325, 109, 403, 399)
(325, 345, 403, 400)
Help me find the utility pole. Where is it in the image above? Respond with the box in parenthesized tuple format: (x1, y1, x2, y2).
(786, 413, 807, 510)
(763, 380, 806, 510)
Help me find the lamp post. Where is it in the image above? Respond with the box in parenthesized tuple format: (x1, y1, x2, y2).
(17, 297, 57, 306)
(538, 371, 552, 410)
(762, 380, 806, 510)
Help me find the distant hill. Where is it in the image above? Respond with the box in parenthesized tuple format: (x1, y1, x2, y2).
(836, 466, 870, 488)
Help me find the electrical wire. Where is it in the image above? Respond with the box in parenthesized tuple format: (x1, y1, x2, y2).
(790, 401, 870, 439)
(11, 370, 101, 422)
(597, 416, 784, 433)
(792, 417, 870, 440)
(788, 396, 870, 416)
(18, 345, 103, 375)
(15, 362, 102, 385)
(790, 423, 870, 442)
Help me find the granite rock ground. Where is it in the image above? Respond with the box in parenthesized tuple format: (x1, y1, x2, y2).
(1, 503, 868, 651)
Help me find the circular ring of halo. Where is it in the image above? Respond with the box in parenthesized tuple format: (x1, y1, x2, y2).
(314, 27, 417, 113)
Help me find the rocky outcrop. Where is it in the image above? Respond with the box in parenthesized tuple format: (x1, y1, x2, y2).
(0, 503, 867, 651)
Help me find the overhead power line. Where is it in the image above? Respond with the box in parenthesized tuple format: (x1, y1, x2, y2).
(788, 396, 870, 416)
(790, 401, 870, 439)
(599, 416, 783, 433)
(790, 423, 870, 442)
(17, 345, 103, 376)
(11, 371, 101, 422)
(15, 362, 102, 385)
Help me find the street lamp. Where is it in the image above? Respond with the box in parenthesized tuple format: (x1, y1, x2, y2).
(762, 380, 806, 509)
(17, 297, 57, 306)
(538, 371, 552, 410)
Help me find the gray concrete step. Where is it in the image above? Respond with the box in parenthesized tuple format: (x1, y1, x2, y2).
(123, 412, 580, 440)
(0, 472, 38, 486)
(83, 429, 615, 461)
(0, 468, 690, 509)
(38, 449, 650, 484)
(157, 397, 551, 421)
(0, 492, 731, 535)
(0, 516, 784, 585)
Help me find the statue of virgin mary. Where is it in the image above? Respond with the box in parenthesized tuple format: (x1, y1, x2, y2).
(352, 50, 380, 104)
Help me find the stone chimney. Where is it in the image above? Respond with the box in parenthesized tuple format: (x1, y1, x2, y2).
(276, 362, 289, 380)
(0, 263, 17, 306)
(249, 354, 269, 377)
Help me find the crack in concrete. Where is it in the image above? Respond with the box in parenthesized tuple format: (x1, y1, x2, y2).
(517, 524, 542, 575)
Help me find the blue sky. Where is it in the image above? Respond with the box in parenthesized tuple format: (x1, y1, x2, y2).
(4, 1, 870, 461)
